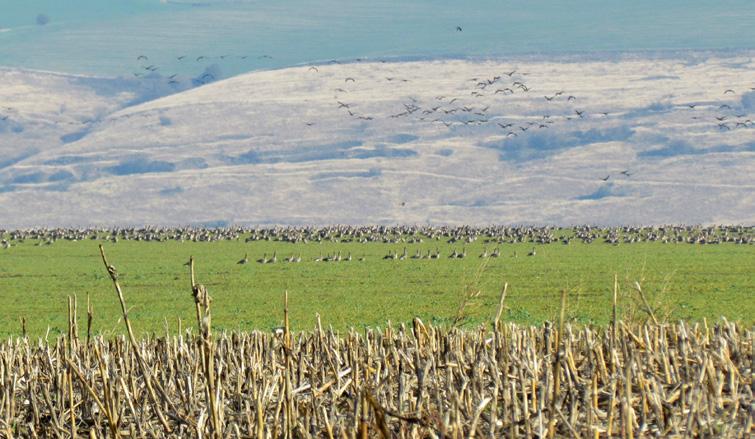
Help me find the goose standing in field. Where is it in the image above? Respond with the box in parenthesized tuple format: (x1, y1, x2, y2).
(257, 253, 267, 264)
(358, 254, 366, 262)
(479, 247, 488, 258)
(449, 249, 458, 258)
(314, 252, 322, 262)
(412, 249, 422, 259)
(528, 247, 536, 256)
(430, 248, 441, 259)
(345, 252, 352, 261)
(399, 247, 408, 260)
(237, 253, 249, 264)
(383, 250, 395, 260)
(270, 251, 278, 263)
(491, 247, 500, 257)
(458, 247, 467, 258)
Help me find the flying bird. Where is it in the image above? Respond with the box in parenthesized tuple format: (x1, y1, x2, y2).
(723, 89, 735, 94)
(601, 175, 610, 181)
(456, 26, 463, 32)
(308, 66, 319, 72)
(344, 77, 356, 83)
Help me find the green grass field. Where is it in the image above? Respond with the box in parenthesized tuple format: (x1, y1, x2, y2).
(0, 237, 752, 337)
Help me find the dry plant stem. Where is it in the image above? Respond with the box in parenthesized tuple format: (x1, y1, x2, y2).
(548, 289, 568, 438)
(494, 282, 509, 331)
(189, 256, 221, 438)
(633, 281, 660, 325)
(612, 274, 618, 355)
(98, 244, 174, 433)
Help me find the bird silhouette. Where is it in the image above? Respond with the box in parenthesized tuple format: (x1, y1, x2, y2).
(456, 26, 463, 32)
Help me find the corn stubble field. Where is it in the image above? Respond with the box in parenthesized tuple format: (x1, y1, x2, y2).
(1, 301, 752, 437)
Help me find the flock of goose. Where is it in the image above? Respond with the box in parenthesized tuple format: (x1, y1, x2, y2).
(233, 245, 538, 265)
(1, 225, 751, 250)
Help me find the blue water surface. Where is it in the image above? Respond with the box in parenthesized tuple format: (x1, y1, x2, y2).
(1, 0, 754, 78)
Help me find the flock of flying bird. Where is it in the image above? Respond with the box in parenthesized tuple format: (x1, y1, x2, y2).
(1, 36, 753, 188)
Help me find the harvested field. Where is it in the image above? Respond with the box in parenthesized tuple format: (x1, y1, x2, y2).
(1, 315, 751, 437)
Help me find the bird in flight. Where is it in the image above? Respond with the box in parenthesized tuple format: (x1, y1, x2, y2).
(456, 26, 463, 32)
(137, 55, 148, 61)
(177, 56, 186, 61)
(620, 170, 632, 177)
(308, 66, 319, 72)
(345, 77, 356, 83)
(723, 89, 735, 94)
(601, 175, 610, 181)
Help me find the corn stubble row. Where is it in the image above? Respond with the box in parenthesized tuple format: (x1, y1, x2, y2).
(0, 317, 751, 438)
